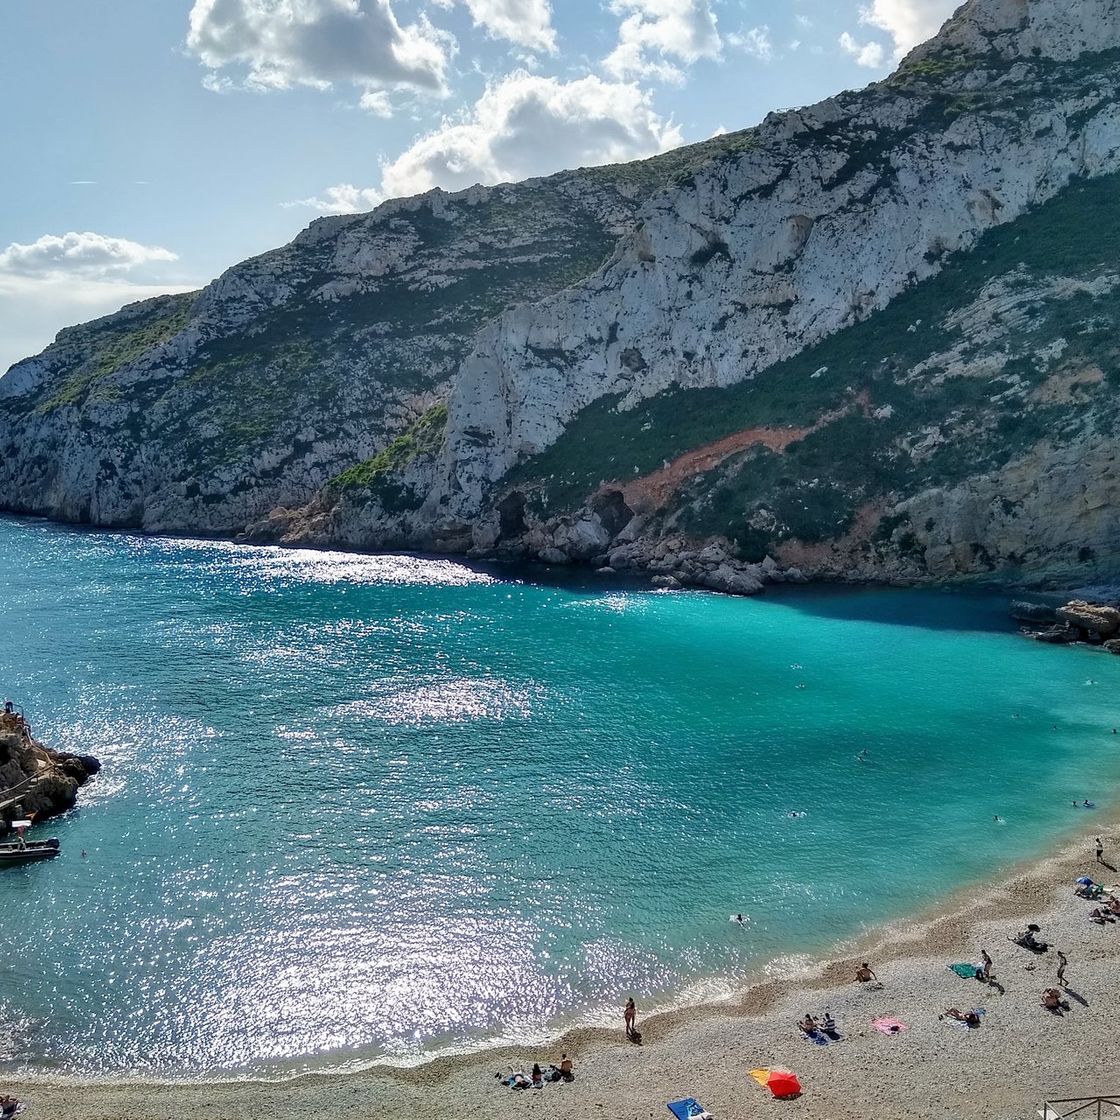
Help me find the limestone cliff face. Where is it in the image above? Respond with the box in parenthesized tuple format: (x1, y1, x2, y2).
(430, 0, 1120, 521)
(4, 0, 1120, 592)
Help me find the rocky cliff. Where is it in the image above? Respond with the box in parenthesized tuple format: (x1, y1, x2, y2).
(0, 137, 745, 536)
(4, 0, 1120, 592)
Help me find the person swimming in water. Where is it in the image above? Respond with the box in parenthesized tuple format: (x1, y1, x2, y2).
(856, 749, 869, 762)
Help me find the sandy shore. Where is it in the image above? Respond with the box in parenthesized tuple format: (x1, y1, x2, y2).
(7, 820, 1120, 1120)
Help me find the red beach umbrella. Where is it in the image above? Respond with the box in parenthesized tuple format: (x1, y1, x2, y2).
(766, 1070, 802, 1099)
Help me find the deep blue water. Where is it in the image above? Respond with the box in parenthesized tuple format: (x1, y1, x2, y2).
(1, 517, 1118, 1078)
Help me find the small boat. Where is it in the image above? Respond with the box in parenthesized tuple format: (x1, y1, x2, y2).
(0, 820, 60, 865)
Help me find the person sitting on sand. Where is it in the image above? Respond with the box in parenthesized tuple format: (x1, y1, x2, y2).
(941, 1008, 981, 1027)
(820, 1010, 838, 1034)
(1107, 896, 1120, 915)
(1012, 925, 1048, 951)
(854, 963, 878, 983)
(558, 1053, 574, 1081)
(531, 1063, 543, 1088)
(797, 1013, 820, 1035)
(1041, 988, 1063, 1013)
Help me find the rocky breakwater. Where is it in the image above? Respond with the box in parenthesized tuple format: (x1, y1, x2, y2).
(0, 710, 100, 826)
(1013, 599, 1120, 651)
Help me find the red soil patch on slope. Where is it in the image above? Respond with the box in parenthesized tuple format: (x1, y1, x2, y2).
(620, 425, 810, 510)
(618, 391, 871, 512)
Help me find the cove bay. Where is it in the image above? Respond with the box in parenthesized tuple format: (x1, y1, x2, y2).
(2, 516, 1118, 1079)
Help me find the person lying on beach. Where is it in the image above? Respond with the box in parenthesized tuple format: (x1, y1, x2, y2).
(1041, 988, 1063, 1014)
(797, 1013, 820, 1035)
(940, 1008, 981, 1027)
(1088, 907, 1115, 925)
(506, 1071, 531, 1089)
(854, 963, 878, 983)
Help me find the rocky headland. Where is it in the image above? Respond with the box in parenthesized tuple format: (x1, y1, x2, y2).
(0, 710, 99, 827)
(3, 0, 1120, 596)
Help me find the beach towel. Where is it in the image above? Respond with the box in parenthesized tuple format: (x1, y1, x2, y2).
(802, 1030, 828, 1046)
(872, 1016, 908, 1035)
(949, 963, 979, 979)
(667, 1098, 710, 1120)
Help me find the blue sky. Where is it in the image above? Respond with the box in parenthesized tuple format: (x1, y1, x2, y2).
(0, 0, 958, 374)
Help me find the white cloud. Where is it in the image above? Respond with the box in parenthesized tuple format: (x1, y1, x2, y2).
(0, 232, 178, 279)
(380, 70, 682, 197)
(603, 0, 721, 83)
(728, 25, 773, 62)
(860, 0, 958, 60)
(186, 0, 452, 102)
(839, 30, 885, 68)
(289, 70, 682, 213)
(432, 0, 556, 52)
(359, 89, 393, 116)
(283, 182, 385, 214)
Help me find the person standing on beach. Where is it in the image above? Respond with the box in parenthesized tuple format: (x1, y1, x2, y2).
(980, 950, 993, 983)
(624, 997, 636, 1039)
(1096, 837, 1105, 864)
(1056, 950, 1068, 986)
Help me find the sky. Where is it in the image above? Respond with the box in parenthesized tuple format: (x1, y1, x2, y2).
(0, 0, 960, 375)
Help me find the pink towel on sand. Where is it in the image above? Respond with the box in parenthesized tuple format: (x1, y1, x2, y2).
(872, 1017, 908, 1035)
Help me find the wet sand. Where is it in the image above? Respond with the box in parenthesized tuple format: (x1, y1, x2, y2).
(6, 821, 1119, 1120)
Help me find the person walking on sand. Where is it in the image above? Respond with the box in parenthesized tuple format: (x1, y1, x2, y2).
(1096, 837, 1105, 864)
(624, 997, 636, 1039)
(1056, 950, 1068, 986)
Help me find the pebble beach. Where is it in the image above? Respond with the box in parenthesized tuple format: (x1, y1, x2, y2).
(7, 819, 1118, 1120)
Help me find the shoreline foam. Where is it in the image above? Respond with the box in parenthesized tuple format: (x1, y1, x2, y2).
(8, 814, 1119, 1119)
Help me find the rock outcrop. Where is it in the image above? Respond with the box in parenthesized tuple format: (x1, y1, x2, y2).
(4, 0, 1120, 594)
(1017, 598, 1120, 649)
(0, 711, 99, 825)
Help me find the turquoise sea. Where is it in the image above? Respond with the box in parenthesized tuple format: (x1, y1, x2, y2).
(1, 516, 1118, 1079)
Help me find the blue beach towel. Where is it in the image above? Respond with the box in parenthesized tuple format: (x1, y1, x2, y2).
(668, 1099, 709, 1120)
(949, 963, 979, 979)
(802, 1030, 828, 1046)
